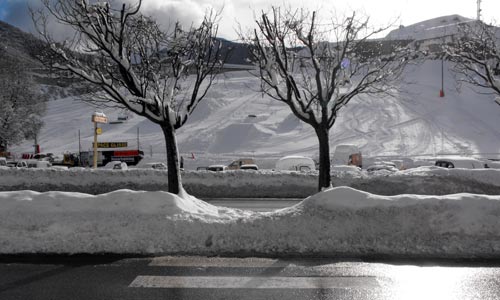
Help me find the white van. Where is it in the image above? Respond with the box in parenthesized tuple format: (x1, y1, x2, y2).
(26, 160, 52, 168)
(275, 156, 316, 172)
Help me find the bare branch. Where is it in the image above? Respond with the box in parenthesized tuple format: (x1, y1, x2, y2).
(447, 21, 500, 98)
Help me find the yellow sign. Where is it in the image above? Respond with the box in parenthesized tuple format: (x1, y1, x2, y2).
(92, 115, 108, 123)
(92, 142, 128, 148)
(95, 128, 102, 135)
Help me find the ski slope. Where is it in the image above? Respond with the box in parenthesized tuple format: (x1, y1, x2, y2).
(11, 60, 500, 165)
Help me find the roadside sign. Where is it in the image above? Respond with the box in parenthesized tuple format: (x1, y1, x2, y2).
(92, 115, 108, 123)
(96, 128, 102, 135)
(92, 112, 108, 123)
(92, 142, 128, 148)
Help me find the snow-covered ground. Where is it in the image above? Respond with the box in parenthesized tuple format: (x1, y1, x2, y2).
(3, 17, 500, 258)
(9, 60, 500, 165)
(1, 186, 500, 258)
(3, 156, 499, 258)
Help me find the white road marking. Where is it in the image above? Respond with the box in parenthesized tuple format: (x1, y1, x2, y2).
(129, 275, 379, 289)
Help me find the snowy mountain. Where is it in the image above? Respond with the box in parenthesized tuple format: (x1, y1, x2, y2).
(385, 15, 475, 41)
(4, 18, 500, 166)
(0, 20, 44, 67)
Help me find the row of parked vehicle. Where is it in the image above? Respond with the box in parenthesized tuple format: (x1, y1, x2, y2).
(199, 158, 260, 172)
(0, 157, 53, 169)
(198, 156, 317, 172)
(2, 154, 498, 172)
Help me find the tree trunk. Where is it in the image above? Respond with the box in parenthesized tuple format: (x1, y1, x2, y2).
(315, 126, 332, 191)
(160, 122, 182, 195)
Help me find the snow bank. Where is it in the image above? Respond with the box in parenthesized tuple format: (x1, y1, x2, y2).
(1, 167, 499, 197)
(1, 187, 500, 258)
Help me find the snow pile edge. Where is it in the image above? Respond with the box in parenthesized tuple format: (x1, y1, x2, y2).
(1, 187, 500, 258)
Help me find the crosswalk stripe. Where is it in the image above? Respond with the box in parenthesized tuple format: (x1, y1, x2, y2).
(149, 256, 361, 268)
(129, 275, 379, 289)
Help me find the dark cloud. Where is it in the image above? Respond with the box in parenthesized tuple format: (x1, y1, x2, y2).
(0, 0, 307, 40)
(0, 0, 218, 37)
(0, 0, 79, 40)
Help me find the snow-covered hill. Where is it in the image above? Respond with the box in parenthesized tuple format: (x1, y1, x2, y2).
(385, 14, 500, 43)
(10, 59, 500, 167)
(385, 15, 474, 41)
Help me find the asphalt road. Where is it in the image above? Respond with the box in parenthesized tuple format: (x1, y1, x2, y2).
(203, 198, 303, 211)
(1, 255, 500, 300)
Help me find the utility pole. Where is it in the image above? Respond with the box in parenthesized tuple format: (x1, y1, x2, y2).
(34, 133, 38, 154)
(78, 129, 81, 166)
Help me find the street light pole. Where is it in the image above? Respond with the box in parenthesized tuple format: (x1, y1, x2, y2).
(93, 121, 98, 168)
(91, 112, 108, 169)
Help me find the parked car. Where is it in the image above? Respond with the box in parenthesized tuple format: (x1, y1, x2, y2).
(226, 158, 255, 170)
(240, 164, 259, 170)
(7, 161, 28, 168)
(434, 157, 486, 169)
(366, 164, 399, 173)
(143, 162, 167, 170)
(33, 153, 55, 162)
(275, 156, 316, 172)
(26, 160, 52, 168)
(331, 165, 362, 172)
(0, 157, 6, 167)
(207, 165, 226, 172)
(104, 161, 128, 170)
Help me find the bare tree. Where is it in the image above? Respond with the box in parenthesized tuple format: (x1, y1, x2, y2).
(446, 21, 500, 104)
(32, 0, 223, 195)
(247, 7, 412, 191)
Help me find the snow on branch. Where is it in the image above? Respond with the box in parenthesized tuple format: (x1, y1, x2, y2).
(446, 21, 500, 97)
(246, 7, 414, 128)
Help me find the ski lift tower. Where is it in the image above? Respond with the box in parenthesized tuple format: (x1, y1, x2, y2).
(477, 0, 482, 21)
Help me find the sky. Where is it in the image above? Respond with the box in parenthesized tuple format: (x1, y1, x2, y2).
(0, 0, 498, 41)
